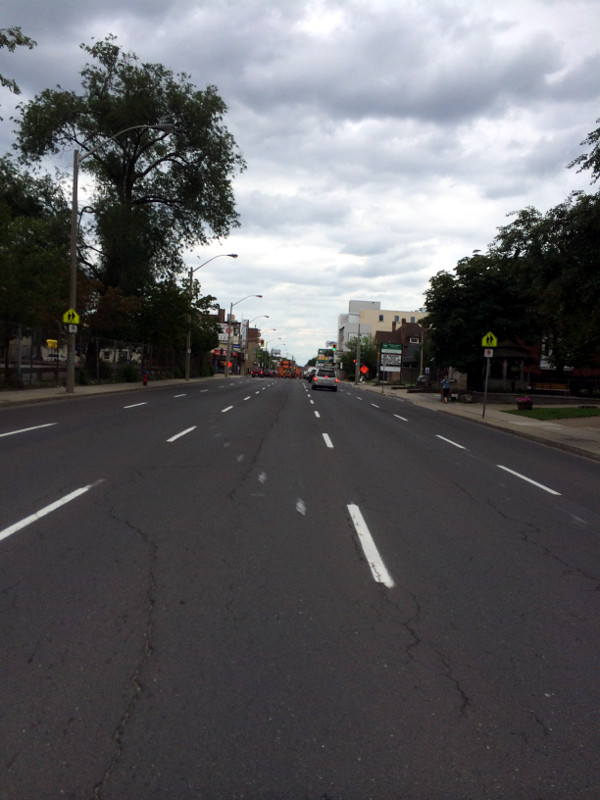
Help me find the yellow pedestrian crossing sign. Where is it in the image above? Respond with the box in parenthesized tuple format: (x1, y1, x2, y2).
(481, 331, 497, 348)
(62, 308, 80, 325)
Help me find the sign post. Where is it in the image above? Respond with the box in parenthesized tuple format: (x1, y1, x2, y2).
(481, 334, 497, 418)
(379, 342, 402, 384)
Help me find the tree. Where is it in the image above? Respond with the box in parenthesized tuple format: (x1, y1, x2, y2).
(16, 35, 245, 300)
(568, 116, 600, 183)
(0, 156, 69, 326)
(0, 26, 36, 104)
(338, 335, 379, 378)
(493, 192, 600, 369)
(137, 278, 218, 353)
(0, 156, 69, 380)
(424, 251, 539, 383)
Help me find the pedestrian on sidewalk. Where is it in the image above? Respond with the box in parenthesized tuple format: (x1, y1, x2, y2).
(441, 376, 451, 403)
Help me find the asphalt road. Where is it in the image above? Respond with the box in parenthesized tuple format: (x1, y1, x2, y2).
(1, 378, 599, 800)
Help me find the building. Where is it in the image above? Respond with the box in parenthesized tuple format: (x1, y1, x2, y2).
(337, 300, 428, 352)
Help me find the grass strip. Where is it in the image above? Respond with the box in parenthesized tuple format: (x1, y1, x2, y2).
(502, 407, 600, 421)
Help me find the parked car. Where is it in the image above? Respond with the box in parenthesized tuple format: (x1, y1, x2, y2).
(311, 367, 338, 391)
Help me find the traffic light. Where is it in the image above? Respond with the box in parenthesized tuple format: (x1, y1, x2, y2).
(332, 343, 336, 351)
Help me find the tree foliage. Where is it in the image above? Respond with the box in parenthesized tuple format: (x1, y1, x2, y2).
(425, 117, 600, 381)
(0, 156, 69, 327)
(0, 26, 36, 99)
(16, 35, 245, 298)
(136, 279, 218, 352)
(568, 116, 600, 183)
(424, 251, 538, 376)
(338, 335, 379, 378)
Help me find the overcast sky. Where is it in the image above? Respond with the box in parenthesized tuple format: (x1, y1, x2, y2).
(1, 0, 599, 364)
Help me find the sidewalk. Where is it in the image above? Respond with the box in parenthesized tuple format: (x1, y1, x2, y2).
(355, 383, 600, 463)
(0, 377, 209, 408)
(2, 378, 600, 463)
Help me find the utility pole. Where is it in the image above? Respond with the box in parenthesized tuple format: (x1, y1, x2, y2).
(354, 323, 361, 384)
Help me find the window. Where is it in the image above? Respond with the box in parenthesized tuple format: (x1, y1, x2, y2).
(410, 336, 420, 344)
(394, 315, 399, 322)
(379, 314, 384, 322)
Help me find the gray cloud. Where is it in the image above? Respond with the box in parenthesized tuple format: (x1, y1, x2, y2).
(1, 0, 599, 364)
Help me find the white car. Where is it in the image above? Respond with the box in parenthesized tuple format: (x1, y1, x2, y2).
(311, 368, 338, 391)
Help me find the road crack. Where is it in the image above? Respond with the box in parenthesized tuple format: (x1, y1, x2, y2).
(93, 512, 158, 800)
(438, 653, 471, 717)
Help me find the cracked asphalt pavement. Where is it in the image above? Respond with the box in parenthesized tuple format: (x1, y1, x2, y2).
(1, 377, 599, 799)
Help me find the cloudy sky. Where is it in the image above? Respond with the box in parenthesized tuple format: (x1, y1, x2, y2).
(1, 0, 599, 365)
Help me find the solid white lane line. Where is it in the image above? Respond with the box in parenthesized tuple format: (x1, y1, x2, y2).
(497, 465, 561, 495)
(124, 402, 147, 409)
(0, 480, 104, 543)
(221, 405, 234, 413)
(0, 423, 57, 439)
(436, 435, 466, 450)
(347, 504, 395, 589)
(167, 426, 197, 443)
(394, 414, 408, 422)
(322, 433, 334, 448)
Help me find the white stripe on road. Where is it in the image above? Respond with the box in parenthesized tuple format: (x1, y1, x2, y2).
(347, 504, 395, 589)
(173, 394, 187, 398)
(436, 435, 466, 449)
(124, 402, 147, 409)
(371, 403, 380, 408)
(244, 396, 251, 401)
(0, 423, 56, 439)
(221, 405, 234, 413)
(0, 481, 104, 543)
(497, 465, 561, 495)
(167, 426, 197, 442)
(314, 411, 320, 418)
(394, 414, 408, 422)
(322, 433, 334, 448)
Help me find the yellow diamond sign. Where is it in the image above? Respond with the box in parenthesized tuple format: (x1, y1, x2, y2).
(481, 331, 498, 348)
(62, 308, 80, 325)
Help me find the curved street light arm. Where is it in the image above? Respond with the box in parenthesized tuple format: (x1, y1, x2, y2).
(185, 252, 239, 381)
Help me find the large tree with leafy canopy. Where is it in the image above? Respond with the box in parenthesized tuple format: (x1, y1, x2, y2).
(16, 35, 245, 298)
(423, 250, 539, 383)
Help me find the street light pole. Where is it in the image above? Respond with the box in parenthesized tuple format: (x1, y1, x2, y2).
(224, 294, 263, 377)
(354, 322, 362, 384)
(66, 123, 174, 393)
(185, 253, 238, 381)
